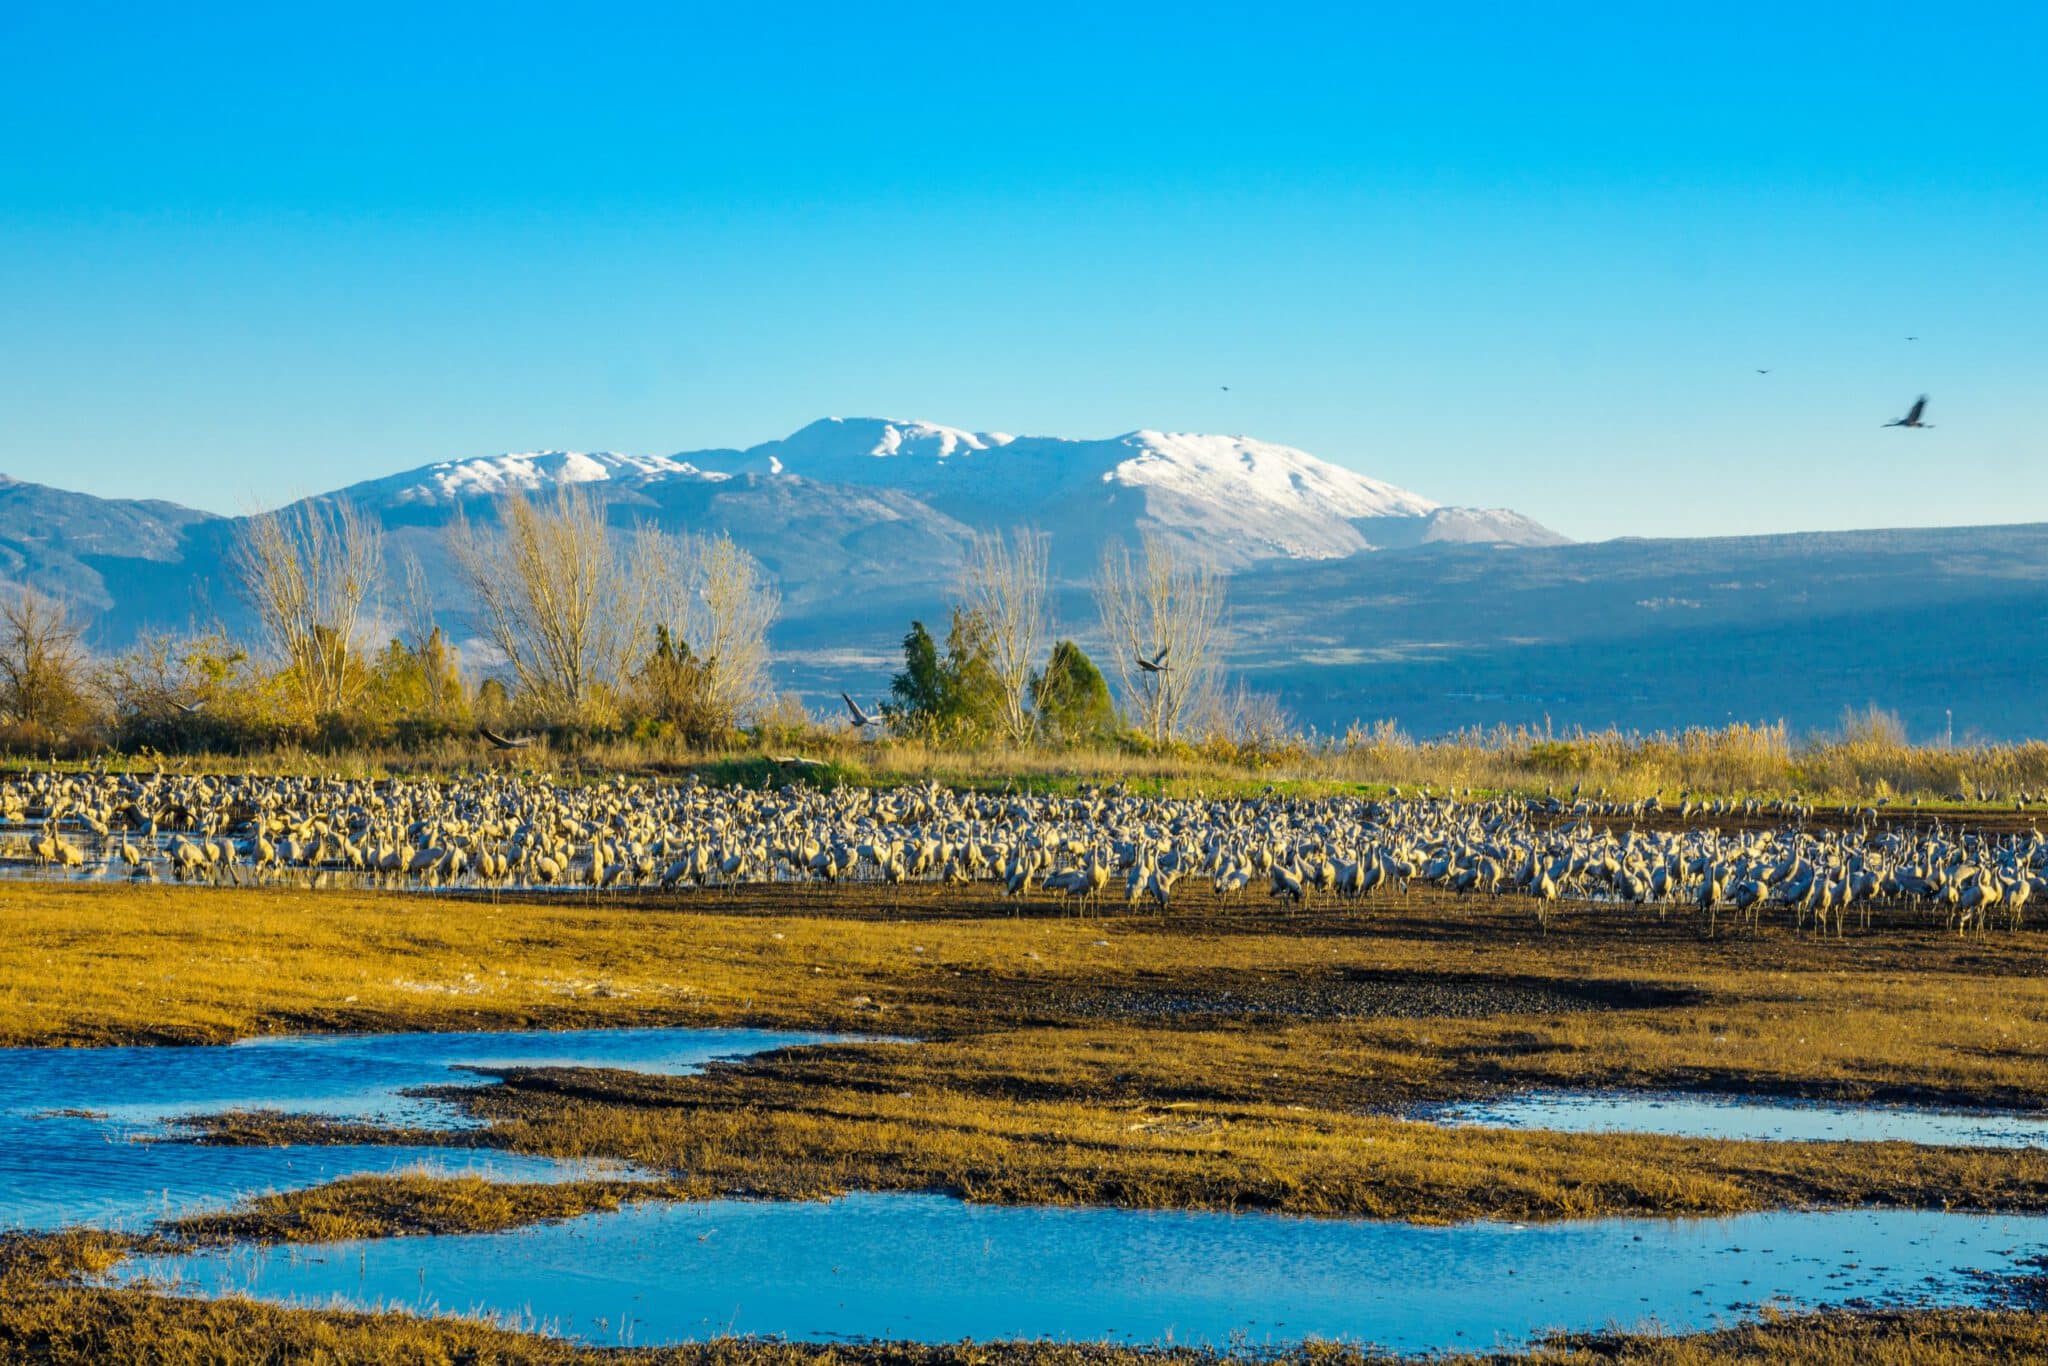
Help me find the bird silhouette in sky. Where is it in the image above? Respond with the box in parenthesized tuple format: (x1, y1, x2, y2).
(1884, 395, 1933, 428)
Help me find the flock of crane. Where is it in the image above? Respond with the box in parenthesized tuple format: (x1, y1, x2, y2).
(1, 768, 2041, 936)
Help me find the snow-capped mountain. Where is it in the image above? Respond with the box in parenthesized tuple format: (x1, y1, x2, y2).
(8, 419, 2048, 740)
(341, 417, 1565, 567)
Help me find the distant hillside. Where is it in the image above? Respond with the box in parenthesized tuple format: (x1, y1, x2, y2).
(3, 422, 2043, 741)
(0, 475, 222, 621)
(1220, 524, 2048, 741)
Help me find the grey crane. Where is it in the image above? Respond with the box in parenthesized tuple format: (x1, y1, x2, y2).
(1884, 395, 1933, 429)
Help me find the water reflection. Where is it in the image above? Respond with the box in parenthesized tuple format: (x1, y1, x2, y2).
(114, 1194, 2048, 1352)
(1427, 1090, 2048, 1148)
(0, 1027, 847, 1230)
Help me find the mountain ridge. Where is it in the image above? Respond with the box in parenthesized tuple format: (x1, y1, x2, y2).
(326, 416, 1564, 567)
(5, 419, 2042, 740)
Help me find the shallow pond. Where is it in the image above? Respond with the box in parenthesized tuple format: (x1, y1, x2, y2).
(1427, 1090, 2048, 1148)
(114, 1194, 2048, 1352)
(0, 1027, 844, 1231)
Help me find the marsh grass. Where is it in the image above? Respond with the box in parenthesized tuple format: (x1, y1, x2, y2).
(10, 716, 2048, 803)
(9, 882, 2048, 1227)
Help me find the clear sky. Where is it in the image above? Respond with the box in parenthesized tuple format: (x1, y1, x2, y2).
(2, 2, 2042, 541)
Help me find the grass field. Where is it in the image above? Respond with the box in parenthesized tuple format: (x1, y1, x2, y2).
(12, 715, 2048, 805)
(4, 875, 2048, 1359)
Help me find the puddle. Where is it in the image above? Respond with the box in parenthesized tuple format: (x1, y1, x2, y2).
(112, 1194, 2048, 1351)
(0, 1027, 845, 1231)
(1427, 1091, 2048, 1148)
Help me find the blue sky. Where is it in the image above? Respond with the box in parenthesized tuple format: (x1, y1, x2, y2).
(2, 2, 2042, 540)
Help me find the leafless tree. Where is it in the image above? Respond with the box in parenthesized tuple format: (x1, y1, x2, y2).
(640, 528, 780, 727)
(960, 527, 1051, 744)
(0, 587, 93, 731)
(1206, 679, 1296, 752)
(447, 487, 648, 723)
(234, 499, 383, 718)
(396, 547, 461, 712)
(1094, 534, 1227, 744)
(691, 532, 779, 724)
(100, 629, 204, 720)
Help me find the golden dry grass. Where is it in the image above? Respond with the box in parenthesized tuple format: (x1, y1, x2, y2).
(15, 715, 2048, 802)
(6, 879, 2048, 1227)
(5, 878, 2046, 1105)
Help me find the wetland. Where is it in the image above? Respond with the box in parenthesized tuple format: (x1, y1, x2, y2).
(5, 776, 2048, 1361)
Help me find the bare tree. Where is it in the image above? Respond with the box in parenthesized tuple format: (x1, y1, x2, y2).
(640, 529, 780, 727)
(1094, 534, 1227, 745)
(233, 499, 383, 718)
(960, 527, 1051, 745)
(691, 532, 779, 724)
(1206, 680, 1296, 752)
(396, 547, 461, 713)
(396, 549, 437, 664)
(447, 487, 648, 723)
(0, 587, 93, 732)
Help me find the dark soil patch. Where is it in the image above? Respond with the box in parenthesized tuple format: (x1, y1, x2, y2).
(1033, 969, 1701, 1024)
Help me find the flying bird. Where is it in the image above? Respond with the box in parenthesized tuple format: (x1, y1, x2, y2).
(171, 699, 205, 715)
(1135, 646, 1170, 674)
(1905, 336, 1919, 341)
(479, 727, 534, 751)
(840, 693, 879, 728)
(1755, 369, 1771, 375)
(1883, 395, 1933, 429)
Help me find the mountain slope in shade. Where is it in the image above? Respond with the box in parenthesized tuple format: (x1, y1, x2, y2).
(0, 474, 221, 618)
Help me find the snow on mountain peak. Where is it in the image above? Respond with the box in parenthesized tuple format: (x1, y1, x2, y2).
(770, 417, 1011, 466)
(350, 450, 721, 507)
(1106, 430, 1439, 521)
(330, 417, 1559, 564)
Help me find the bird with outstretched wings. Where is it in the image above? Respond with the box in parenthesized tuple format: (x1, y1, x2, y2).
(1884, 395, 1932, 428)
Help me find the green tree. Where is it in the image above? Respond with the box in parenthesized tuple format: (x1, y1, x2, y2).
(887, 608, 1006, 743)
(1030, 639, 1115, 744)
(888, 620, 950, 727)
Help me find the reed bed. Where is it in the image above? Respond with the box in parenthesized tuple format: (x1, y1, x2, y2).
(11, 716, 2048, 805)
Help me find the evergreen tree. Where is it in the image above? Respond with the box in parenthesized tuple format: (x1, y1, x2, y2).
(889, 620, 951, 726)
(887, 609, 1006, 742)
(1031, 639, 1116, 744)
